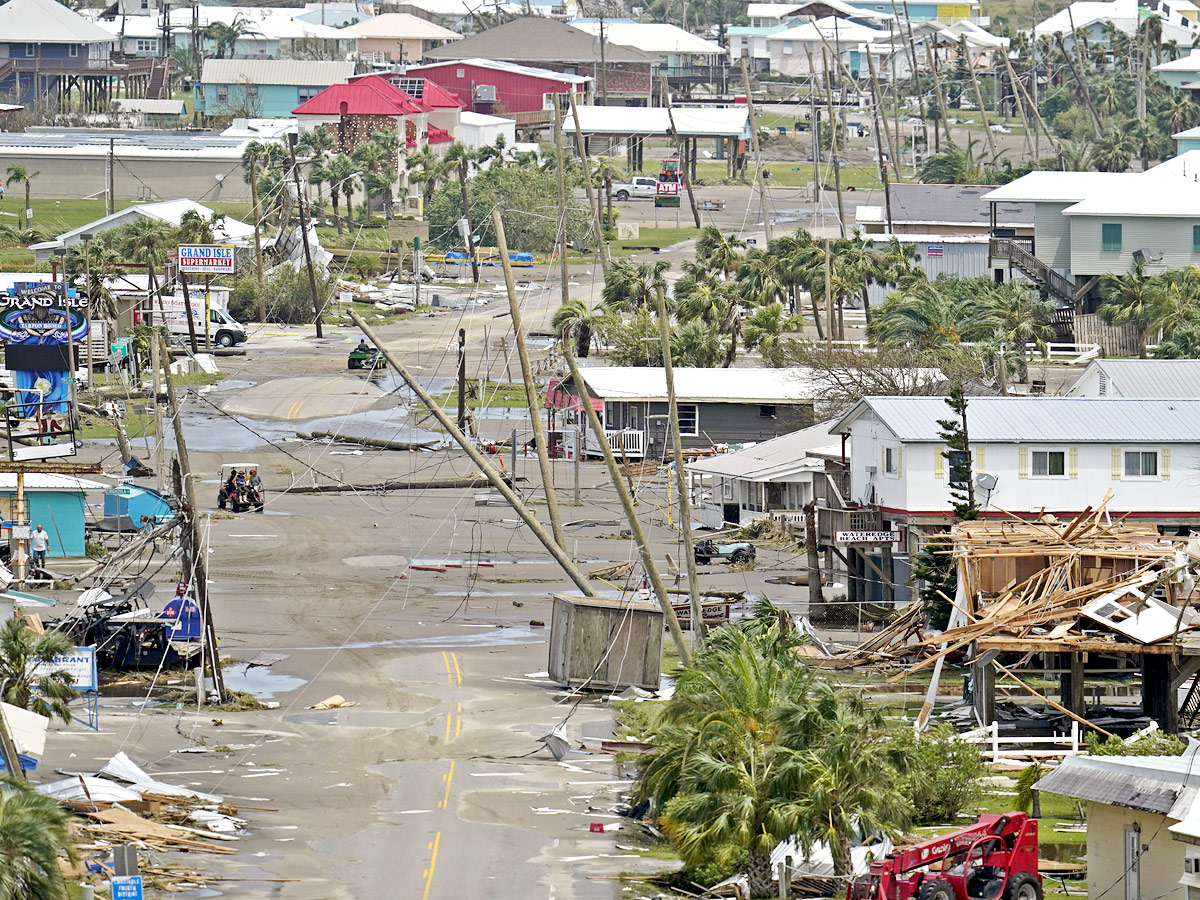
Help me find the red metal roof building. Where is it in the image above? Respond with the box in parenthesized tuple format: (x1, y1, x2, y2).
(293, 74, 456, 152)
(405, 59, 592, 117)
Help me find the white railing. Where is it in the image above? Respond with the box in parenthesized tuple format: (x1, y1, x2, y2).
(1024, 342, 1100, 365)
(585, 428, 645, 458)
(961, 720, 1080, 762)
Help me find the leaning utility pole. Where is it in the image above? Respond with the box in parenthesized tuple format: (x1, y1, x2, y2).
(551, 94, 571, 307)
(287, 133, 324, 338)
(159, 335, 225, 704)
(349, 310, 602, 601)
(866, 49, 900, 188)
(493, 210, 566, 551)
(963, 38, 998, 159)
(655, 287, 703, 649)
(564, 348, 691, 664)
(247, 153, 265, 307)
(567, 88, 610, 276)
(823, 50, 847, 238)
(662, 78, 701, 228)
(740, 59, 772, 241)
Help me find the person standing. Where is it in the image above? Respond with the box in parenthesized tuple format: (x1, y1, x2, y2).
(30, 524, 49, 575)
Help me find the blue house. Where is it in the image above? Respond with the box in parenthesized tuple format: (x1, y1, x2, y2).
(0, 474, 108, 558)
(103, 484, 174, 529)
(0, 0, 116, 107)
(196, 59, 357, 119)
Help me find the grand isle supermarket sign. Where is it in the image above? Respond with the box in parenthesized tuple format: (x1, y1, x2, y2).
(178, 244, 236, 274)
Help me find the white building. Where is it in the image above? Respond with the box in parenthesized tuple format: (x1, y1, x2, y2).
(686, 421, 840, 529)
(1065, 358, 1200, 397)
(766, 16, 887, 78)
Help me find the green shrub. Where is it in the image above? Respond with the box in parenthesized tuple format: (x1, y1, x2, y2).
(1085, 731, 1186, 756)
(893, 725, 987, 824)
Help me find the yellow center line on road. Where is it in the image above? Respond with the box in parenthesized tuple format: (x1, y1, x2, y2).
(456, 702, 462, 738)
(440, 650, 452, 685)
(451, 652, 462, 686)
(444, 712, 452, 743)
(422, 831, 441, 900)
(440, 760, 455, 809)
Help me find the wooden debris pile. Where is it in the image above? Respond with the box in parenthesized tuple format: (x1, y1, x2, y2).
(903, 509, 1198, 676)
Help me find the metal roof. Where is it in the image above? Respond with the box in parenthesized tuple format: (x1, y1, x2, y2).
(0, 0, 116, 44)
(980, 171, 1142, 204)
(569, 19, 726, 55)
(56, 199, 254, 246)
(422, 16, 656, 64)
(687, 420, 838, 479)
(200, 59, 355, 87)
(0, 474, 107, 490)
(562, 105, 748, 138)
(1062, 173, 1200, 217)
(570, 366, 817, 403)
(835, 396, 1200, 442)
(875, 183, 1032, 228)
(114, 99, 187, 115)
(292, 75, 426, 116)
(1066, 359, 1200, 398)
(1038, 754, 1200, 816)
(410, 58, 592, 85)
(773, 15, 888, 42)
(342, 12, 461, 40)
(0, 126, 258, 156)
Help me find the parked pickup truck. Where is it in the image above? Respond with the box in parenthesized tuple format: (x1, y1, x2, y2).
(613, 176, 659, 201)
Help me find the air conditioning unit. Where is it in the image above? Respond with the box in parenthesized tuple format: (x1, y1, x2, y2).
(475, 84, 497, 101)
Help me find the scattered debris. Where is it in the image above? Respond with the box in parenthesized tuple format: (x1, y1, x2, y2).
(308, 695, 358, 710)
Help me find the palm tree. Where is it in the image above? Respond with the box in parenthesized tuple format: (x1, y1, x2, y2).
(0, 776, 75, 900)
(405, 144, 452, 214)
(552, 298, 610, 358)
(990, 282, 1056, 355)
(5, 167, 37, 230)
(241, 141, 273, 290)
(324, 154, 359, 236)
(298, 126, 335, 209)
(833, 233, 888, 325)
(0, 618, 75, 723)
(1059, 139, 1095, 172)
(443, 142, 480, 284)
(1093, 130, 1133, 172)
(1099, 259, 1165, 357)
(591, 157, 623, 233)
(737, 247, 787, 308)
(637, 630, 908, 898)
(695, 224, 746, 278)
(204, 14, 258, 58)
(120, 217, 174, 267)
(675, 271, 736, 325)
(743, 302, 802, 363)
(601, 259, 670, 312)
(671, 321, 725, 367)
(352, 138, 391, 219)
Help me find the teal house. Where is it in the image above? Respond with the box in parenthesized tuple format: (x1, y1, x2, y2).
(0, 474, 108, 558)
(1176, 126, 1200, 154)
(196, 59, 356, 119)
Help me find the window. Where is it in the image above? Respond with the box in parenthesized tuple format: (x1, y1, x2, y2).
(140, 0, 149, 8)
(1124, 450, 1159, 477)
(456, 68, 465, 78)
(216, 86, 228, 101)
(722, 478, 732, 500)
(135, 38, 157, 52)
(298, 86, 321, 102)
(1102, 223, 1122, 252)
(1193, 225, 1200, 254)
(884, 446, 899, 476)
(676, 404, 699, 436)
(947, 449, 970, 486)
(68, 44, 78, 58)
(758, 404, 776, 418)
(24, 44, 34, 56)
(246, 85, 258, 98)
(1032, 450, 1066, 477)
(782, 40, 793, 54)
(195, 84, 205, 99)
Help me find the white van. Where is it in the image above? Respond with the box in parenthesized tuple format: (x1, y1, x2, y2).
(160, 290, 247, 347)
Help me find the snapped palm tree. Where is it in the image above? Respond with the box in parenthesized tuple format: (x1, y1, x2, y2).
(591, 157, 623, 233)
(5, 167, 37, 230)
(0, 776, 75, 900)
(0, 618, 75, 723)
(552, 298, 610, 358)
(324, 154, 359, 236)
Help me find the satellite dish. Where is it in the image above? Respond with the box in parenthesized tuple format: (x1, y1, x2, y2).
(126, 577, 156, 602)
(976, 472, 998, 491)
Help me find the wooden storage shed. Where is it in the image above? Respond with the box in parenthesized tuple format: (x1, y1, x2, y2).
(548, 594, 663, 691)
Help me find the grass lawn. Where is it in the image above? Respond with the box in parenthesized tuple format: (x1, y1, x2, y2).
(610, 226, 700, 254)
(434, 380, 531, 409)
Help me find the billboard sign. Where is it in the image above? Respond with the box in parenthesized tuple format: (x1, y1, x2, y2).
(178, 245, 236, 275)
(33, 646, 98, 692)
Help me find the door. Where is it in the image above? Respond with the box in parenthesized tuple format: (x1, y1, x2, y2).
(1125, 824, 1140, 900)
(766, 484, 783, 510)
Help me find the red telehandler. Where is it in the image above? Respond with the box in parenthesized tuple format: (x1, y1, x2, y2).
(847, 813, 1043, 900)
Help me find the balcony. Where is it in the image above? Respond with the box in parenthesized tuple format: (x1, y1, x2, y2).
(584, 428, 645, 459)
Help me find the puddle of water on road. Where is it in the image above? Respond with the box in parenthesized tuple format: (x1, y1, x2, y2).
(298, 625, 545, 651)
(202, 379, 256, 393)
(223, 663, 307, 699)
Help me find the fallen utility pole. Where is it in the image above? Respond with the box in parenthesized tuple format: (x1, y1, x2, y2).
(661, 79, 701, 229)
(655, 287, 702, 649)
(160, 335, 226, 704)
(493, 209, 566, 551)
(348, 310, 599, 598)
(567, 88, 610, 276)
(564, 349, 691, 664)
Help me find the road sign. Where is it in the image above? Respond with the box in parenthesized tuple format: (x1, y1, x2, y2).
(111, 875, 144, 900)
(178, 244, 236, 275)
(835, 530, 902, 545)
(106, 487, 134, 498)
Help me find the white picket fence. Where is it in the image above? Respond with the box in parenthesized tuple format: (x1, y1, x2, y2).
(963, 720, 1081, 762)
